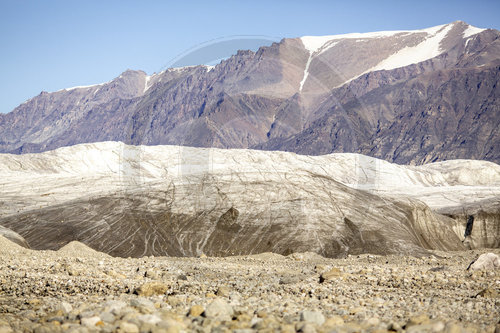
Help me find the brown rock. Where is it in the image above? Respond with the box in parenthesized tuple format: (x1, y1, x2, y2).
(405, 314, 430, 327)
(134, 282, 169, 296)
(188, 305, 204, 317)
(319, 268, 342, 283)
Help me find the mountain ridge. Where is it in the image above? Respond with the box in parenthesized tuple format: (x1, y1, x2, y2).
(1, 21, 498, 165)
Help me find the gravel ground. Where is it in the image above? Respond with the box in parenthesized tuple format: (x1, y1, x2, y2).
(0, 238, 498, 333)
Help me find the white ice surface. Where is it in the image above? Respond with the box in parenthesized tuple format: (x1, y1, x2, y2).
(61, 83, 106, 92)
(300, 24, 447, 53)
(0, 142, 498, 217)
(463, 25, 486, 38)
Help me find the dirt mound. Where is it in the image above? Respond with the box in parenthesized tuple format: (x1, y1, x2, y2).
(57, 241, 110, 258)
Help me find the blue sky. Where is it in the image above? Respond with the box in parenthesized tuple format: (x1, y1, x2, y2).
(1, 0, 499, 114)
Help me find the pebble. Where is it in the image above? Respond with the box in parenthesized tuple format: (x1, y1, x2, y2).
(134, 282, 169, 296)
(468, 253, 500, 271)
(204, 298, 234, 321)
(118, 321, 139, 333)
(81, 316, 101, 327)
(189, 305, 205, 317)
(300, 310, 325, 326)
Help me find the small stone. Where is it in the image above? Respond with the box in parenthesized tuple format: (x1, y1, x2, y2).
(319, 268, 342, 282)
(279, 275, 301, 285)
(167, 296, 182, 307)
(118, 321, 139, 333)
(323, 316, 344, 327)
(189, 305, 205, 317)
(100, 311, 115, 323)
(216, 286, 231, 297)
(28, 299, 42, 306)
(177, 274, 188, 281)
(0, 326, 13, 333)
(157, 319, 183, 333)
(406, 314, 430, 327)
(81, 316, 101, 327)
(106, 270, 126, 279)
(134, 281, 169, 296)
(296, 322, 317, 333)
(56, 301, 72, 314)
(314, 264, 327, 273)
(33, 326, 54, 333)
(365, 317, 380, 327)
(66, 265, 80, 276)
(137, 314, 161, 325)
(387, 321, 403, 331)
(130, 297, 155, 313)
(104, 300, 127, 314)
(204, 298, 234, 321)
(280, 324, 295, 333)
(145, 270, 159, 279)
(468, 253, 500, 271)
(300, 310, 325, 326)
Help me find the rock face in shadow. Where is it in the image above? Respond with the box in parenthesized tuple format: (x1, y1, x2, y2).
(0, 22, 498, 165)
(1, 142, 498, 258)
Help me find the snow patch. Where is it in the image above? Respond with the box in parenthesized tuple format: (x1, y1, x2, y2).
(317, 41, 339, 55)
(299, 51, 313, 92)
(463, 25, 485, 38)
(300, 24, 447, 54)
(167, 65, 200, 72)
(366, 23, 453, 72)
(299, 41, 339, 92)
(63, 83, 106, 92)
(143, 75, 152, 93)
(337, 23, 456, 88)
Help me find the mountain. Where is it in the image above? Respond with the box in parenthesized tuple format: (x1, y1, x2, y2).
(0, 142, 498, 257)
(0, 21, 499, 165)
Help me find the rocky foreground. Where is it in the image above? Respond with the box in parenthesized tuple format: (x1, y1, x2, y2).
(0, 237, 498, 333)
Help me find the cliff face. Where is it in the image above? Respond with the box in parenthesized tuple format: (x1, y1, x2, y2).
(1, 22, 499, 165)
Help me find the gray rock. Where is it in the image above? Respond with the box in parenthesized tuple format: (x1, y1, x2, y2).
(468, 253, 500, 271)
(130, 298, 155, 310)
(81, 316, 101, 327)
(137, 314, 161, 325)
(99, 311, 115, 323)
(118, 321, 139, 333)
(204, 298, 234, 321)
(104, 300, 127, 314)
(300, 310, 325, 326)
(57, 301, 73, 314)
(134, 282, 169, 296)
